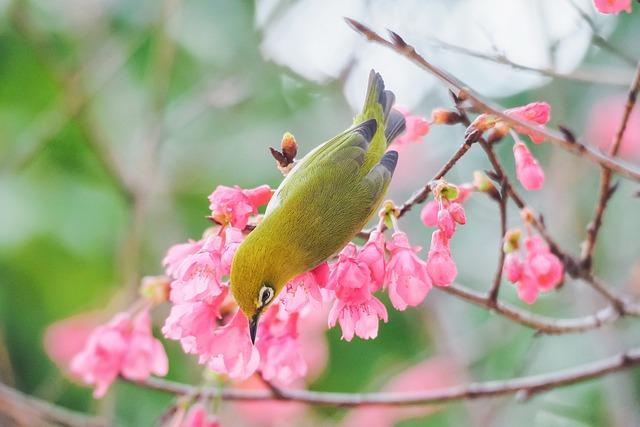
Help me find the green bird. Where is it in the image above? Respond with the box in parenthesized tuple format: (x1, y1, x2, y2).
(230, 70, 406, 342)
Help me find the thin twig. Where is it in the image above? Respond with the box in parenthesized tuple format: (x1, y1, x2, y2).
(438, 283, 619, 334)
(428, 38, 633, 87)
(488, 181, 508, 303)
(580, 62, 640, 269)
(131, 347, 640, 405)
(345, 18, 640, 182)
(0, 382, 107, 427)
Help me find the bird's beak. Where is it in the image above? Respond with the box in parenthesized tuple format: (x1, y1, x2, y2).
(249, 314, 259, 344)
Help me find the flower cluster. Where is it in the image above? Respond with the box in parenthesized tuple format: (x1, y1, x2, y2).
(468, 102, 550, 191)
(421, 182, 471, 286)
(503, 229, 564, 304)
(70, 308, 168, 397)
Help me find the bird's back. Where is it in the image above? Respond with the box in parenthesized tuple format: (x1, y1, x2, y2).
(234, 71, 406, 287)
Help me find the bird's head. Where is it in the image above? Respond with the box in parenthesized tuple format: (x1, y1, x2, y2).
(229, 243, 281, 344)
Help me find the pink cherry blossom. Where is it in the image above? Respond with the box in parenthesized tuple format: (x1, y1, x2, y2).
(208, 184, 273, 229)
(524, 236, 563, 291)
(505, 102, 551, 143)
(44, 312, 101, 373)
(503, 252, 523, 283)
(588, 95, 640, 162)
(206, 310, 260, 379)
(504, 235, 563, 304)
(180, 404, 220, 427)
(162, 289, 228, 356)
(426, 230, 457, 286)
(327, 244, 388, 341)
(385, 231, 432, 311)
(513, 142, 544, 191)
(593, 0, 632, 13)
(280, 263, 329, 313)
(70, 309, 168, 398)
(420, 200, 438, 227)
(256, 305, 307, 385)
(358, 230, 386, 289)
(163, 239, 203, 279)
(171, 251, 224, 303)
(437, 207, 456, 239)
(391, 106, 430, 147)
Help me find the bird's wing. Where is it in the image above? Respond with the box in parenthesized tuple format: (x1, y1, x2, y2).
(265, 119, 377, 215)
(362, 150, 399, 201)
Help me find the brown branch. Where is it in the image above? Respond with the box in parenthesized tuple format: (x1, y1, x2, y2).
(345, 18, 640, 182)
(0, 382, 107, 427)
(438, 283, 619, 334)
(580, 62, 640, 269)
(132, 347, 640, 405)
(488, 181, 508, 303)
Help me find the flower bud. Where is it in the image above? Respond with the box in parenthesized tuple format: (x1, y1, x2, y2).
(503, 228, 522, 253)
(520, 207, 535, 224)
(430, 108, 462, 125)
(281, 132, 298, 162)
(473, 171, 494, 193)
(140, 275, 170, 304)
(433, 181, 459, 202)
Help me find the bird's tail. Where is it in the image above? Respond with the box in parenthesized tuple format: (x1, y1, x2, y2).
(356, 70, 406, 147)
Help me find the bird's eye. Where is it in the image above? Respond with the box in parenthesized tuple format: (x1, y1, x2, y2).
(258, 285, 274, 307)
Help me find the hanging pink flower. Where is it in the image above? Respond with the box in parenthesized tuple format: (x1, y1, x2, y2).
(327, 244, 388, 341)
(503, 253, 523, 283)
(426, 230, 457, 286)
(358, 230, 386, 289)
(208, 184, 273, 229)
(206, 311, 260, 380)
(256, 305, 307, 385)
(385, 231, 432, 311)
(70, 309, 168, 398)
(513, 142, 544, 191)
(593, 0, 632, 13)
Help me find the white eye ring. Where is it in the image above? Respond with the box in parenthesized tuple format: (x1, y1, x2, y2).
(258, 285, 274, 307)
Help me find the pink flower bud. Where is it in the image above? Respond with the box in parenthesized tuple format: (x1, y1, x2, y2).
(505, 102, 550, 144)
(513, 142, 544, 191)
(437, 208, 456, 238)
(448, 203, 466, 225)
(420, 201, 439, 227)
(426, 231, 457, 286)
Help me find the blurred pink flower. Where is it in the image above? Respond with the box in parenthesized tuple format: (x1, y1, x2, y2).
(593, 0, 632, 13)
(420, 200, 439, 227)
(44, 312, 101, 373)
(504, 235, 563, 304)
(257, 305, 307, 385)
(206, 310, 260, 379)
(513, 141, 544, 191)
(587, 95, 640, 162)
(180, 404, 220, 427)
(505, 102, 551, 143)
(70, 309, 168, 398)
(208, 185, 273, 229)
(342, 358, 460, 427)
(391, 106, 430, 147)
(385, 231, 432, 311)
(229, 375, 307, 427)
(426, 230, 457, 286)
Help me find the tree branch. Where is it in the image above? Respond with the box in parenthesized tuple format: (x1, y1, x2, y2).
(345, 18, 640, 182)
(580, 61, 640, 269)
(0, 382, 107, 427)
(131, 347, 640, 406)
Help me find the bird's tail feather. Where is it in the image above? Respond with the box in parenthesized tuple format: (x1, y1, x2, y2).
(358, 70, 406, 146)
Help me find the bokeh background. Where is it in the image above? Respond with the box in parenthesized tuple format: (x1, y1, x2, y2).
(1, 0, 640, 426)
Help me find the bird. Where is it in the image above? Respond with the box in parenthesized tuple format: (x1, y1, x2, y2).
(230, 70, 406, 343)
